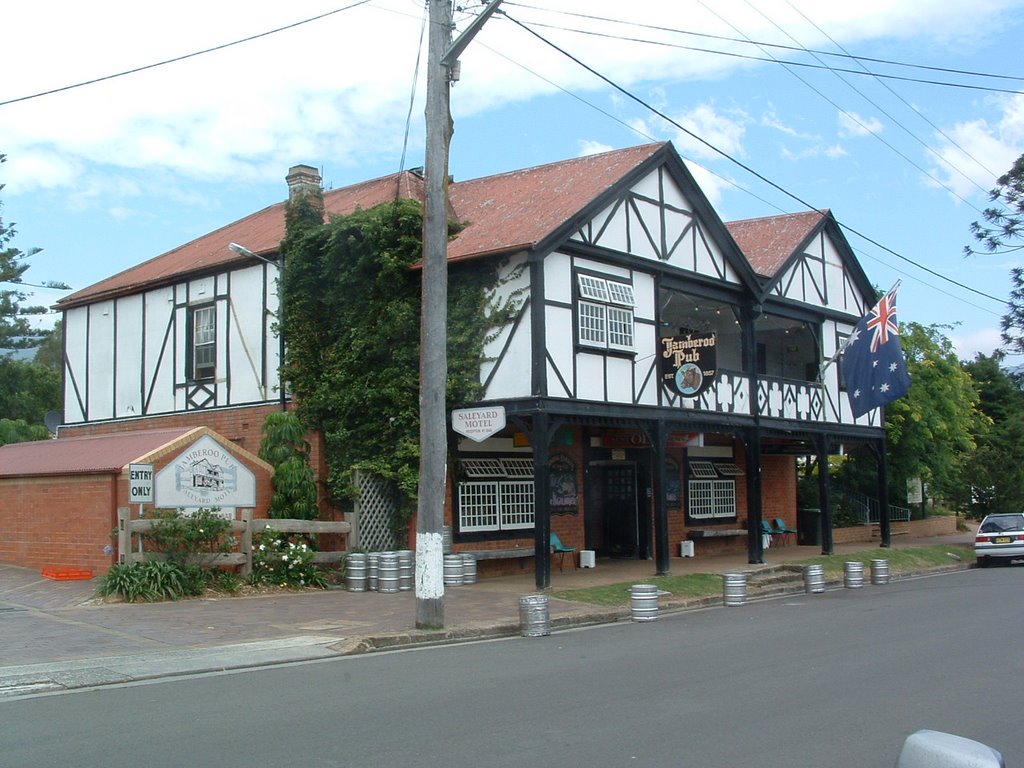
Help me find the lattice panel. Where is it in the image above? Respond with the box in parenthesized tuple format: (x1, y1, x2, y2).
(353, 470, 400, 551)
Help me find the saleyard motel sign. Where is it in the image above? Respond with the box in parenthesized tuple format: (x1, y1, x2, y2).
(451, 406, 506, 442)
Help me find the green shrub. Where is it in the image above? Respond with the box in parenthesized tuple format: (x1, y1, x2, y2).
(97, 561, 205, 602)
(142, 507, 235, 563)
(251, 528, 328, 589)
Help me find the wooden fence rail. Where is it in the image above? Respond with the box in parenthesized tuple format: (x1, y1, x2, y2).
(116, 508, 351, 578)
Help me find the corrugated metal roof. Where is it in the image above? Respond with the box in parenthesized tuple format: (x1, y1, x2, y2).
(725, 210, 827, 278)
(0, 428, 196, 477)
(58, 144, 666, 307)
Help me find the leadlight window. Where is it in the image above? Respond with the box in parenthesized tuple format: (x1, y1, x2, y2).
(687, 479, 737, 520)
(577, 274, 635, 351)
(190, 305, 216, 381)
(457, 457, 536, 533)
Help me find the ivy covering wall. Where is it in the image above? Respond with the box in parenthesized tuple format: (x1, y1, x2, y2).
(280, 195, 521, 531)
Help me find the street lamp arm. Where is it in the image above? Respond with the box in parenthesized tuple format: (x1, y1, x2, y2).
(229, 242, 280, 269)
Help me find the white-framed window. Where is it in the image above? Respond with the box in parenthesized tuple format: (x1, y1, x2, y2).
(457, 458, 536, 533)
(577, 273, 634, 351)
(687, 479, 737, 520)
(190, 305, 216, 381)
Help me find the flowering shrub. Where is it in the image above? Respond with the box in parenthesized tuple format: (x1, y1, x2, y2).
(251, 528, 328, 589)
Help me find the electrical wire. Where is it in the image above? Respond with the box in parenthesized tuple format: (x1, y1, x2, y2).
(696, 0, 985, 214)
(0, 0, 375, 109)
(780, 0, 1003, 185)
(502, 2, 1024, 88)
(742, 0, 993, 201)
(499, 9, 1006, 307)
(398, 2, 430, 179)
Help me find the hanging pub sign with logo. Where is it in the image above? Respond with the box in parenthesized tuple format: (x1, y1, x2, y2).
(661, 331, 717, 398)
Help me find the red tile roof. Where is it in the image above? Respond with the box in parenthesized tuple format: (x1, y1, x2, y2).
(725, 210, 828, 278)
(447, 143, 666, 261)
(58, 144, 666, 308)
(0, 427, 195, 477)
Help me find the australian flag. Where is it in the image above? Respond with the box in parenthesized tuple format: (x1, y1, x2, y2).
(841, 284, 912, 418)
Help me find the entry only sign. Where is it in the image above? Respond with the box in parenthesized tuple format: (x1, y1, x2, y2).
(129, 463, 154, 503)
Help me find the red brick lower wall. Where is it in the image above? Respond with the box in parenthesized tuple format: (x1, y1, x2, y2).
(0, 474, 118, 573)
(831, 515, 958, 544)
(60, 405, 337, 519)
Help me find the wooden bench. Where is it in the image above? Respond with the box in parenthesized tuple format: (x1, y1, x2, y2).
(688, 529, 747, 540)
(687, 529, 747, 554)
(460, 547, 536, 573)
(461, 547, 535, 561)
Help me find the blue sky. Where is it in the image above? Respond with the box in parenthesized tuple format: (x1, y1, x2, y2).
(3, 0, 1023, 360)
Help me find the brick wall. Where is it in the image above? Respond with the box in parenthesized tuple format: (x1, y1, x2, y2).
(831, 514, 958, 544)
(0, 474, 118, 573)
(60, 405, 337, 519)
(0, 428, 278, 575)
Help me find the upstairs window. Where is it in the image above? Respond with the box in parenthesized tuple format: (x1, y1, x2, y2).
(577, 274, 635, 351)
(190, 305, 216, 381)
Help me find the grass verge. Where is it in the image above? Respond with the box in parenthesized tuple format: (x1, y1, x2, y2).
(550, 544, 974, 608)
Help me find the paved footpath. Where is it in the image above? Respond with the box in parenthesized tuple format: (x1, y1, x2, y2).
(0, 532, 975, 697)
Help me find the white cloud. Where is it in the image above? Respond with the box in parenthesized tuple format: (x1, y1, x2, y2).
(950, 325, 1005, 360)
(929, 94, 1024, 199)
(838, 111, 884, 138)
(577, 140, 614, 157)
(670, 104, 748, 162)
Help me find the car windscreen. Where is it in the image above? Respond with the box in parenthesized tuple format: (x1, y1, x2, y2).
(979, 515, 1024, 533)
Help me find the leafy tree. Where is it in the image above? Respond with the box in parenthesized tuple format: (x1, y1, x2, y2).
(960, 353, 1024, 515)
(32, 320, 63, 370)
(0, 418, 49, 446)
(0, 357, 60, 424)
(280, 198, 521, 532)
(965, 153, 1024, 353)
(258, 411, 318, 520)
(0, 154, 67, 351)
(836, 323, 984, 511)
(885, 323, 984, 503)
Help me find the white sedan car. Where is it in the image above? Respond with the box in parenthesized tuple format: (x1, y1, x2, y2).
(974, 512, 1024, 567)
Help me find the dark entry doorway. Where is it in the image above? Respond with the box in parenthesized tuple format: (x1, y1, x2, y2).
(587, 462, 640, 558)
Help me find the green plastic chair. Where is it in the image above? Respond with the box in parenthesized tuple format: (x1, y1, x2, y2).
(773, 517, 797, 545)
(550, 532, 576, 570)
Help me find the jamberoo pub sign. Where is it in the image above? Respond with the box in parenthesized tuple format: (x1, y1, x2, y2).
(661, 332, 717, 398)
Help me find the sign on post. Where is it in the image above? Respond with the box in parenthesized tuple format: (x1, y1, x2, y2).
(451, 406, 506, 443)
(129, 463, 154, 504)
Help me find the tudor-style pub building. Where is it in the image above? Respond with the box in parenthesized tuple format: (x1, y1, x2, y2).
(52, 142, 889, 586)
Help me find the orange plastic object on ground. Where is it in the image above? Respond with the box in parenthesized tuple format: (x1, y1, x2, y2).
(41, 566, 94, 581)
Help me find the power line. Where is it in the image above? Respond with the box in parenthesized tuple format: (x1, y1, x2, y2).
(503, 2, 1024, 88)
(697, 0, 986, 214)
(778, 0, 1002, 187)
(0, 1, 375, 109)
(499, 9, 1006, 307)
(514, 17, 1024, 96)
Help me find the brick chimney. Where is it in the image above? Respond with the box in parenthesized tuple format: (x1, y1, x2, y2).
(285, 164, 322, 201)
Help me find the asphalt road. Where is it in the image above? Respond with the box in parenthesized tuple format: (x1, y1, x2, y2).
(2, 566, 1019, 768)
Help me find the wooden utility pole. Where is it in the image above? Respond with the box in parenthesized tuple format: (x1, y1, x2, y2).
(416, 0, 503, 629)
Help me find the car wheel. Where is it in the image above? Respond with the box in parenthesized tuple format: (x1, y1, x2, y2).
(976, 557, 988, 568)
